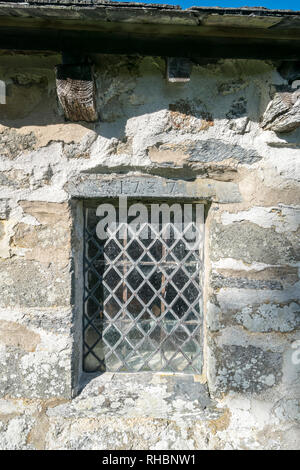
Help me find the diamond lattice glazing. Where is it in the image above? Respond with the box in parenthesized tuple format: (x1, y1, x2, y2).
(83, 202, 204, 373)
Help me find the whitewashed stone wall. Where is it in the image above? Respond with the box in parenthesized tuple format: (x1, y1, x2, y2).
(0, 52, 299, 449)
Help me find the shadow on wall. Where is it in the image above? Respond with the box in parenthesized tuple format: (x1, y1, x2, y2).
(0, 53, 299, 186)
(0, 54, 299, 141)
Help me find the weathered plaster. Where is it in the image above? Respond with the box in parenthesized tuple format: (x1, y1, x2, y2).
(0, 52, 299, 449)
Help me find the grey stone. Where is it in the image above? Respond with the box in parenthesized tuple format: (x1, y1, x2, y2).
(207, 291, 300, 333)
(0, 129, 36, 159)
(171, 382, 212, 410)
(66, 175, 195, 198)
(261, 91, 300, 133)
(0, 199, 9, 220)
(210, 272, 283, 290)
(49, 373, 216, 421)
(234, 302, 300, 333)
(0, 170, 30, 189)
(210, 222, 298, 264)
(261, 93, 291, 128)
(209, 299, 300, 333)
(215, 283, 300, 317)
(0, 415, 35, 450)
(228, 116, 249, 134)
(0, 222, 4, 240)
(211, 344, 283, 395)
(0, 259, 71, 308)
(273, 398, 300, 424)
(63, 131, 97, 159)
(187, 139, 261, 165)
(46, 415, 213, 450)
(20, 308, 72, 335)
(66, 174, 242, 203)
(207, 301, 222, 332)
(0, 345, 71, 399)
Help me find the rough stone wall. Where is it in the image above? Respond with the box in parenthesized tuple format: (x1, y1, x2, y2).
(0, 52, 299, 449)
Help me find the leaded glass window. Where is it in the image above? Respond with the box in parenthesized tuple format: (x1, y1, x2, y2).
(83, 199, 204, 373)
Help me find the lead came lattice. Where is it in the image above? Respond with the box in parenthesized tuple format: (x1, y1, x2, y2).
(83, 201, 204, 373)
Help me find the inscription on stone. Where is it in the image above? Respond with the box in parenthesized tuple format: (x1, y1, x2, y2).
(67, 176, 192, 198)
(66, 175, 241, 203)
(99, 179, 179, 196)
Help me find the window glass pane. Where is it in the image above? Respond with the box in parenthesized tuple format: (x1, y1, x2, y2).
(83, 201, 204, 373)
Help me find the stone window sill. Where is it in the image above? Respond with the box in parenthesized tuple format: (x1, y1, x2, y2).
(48, 372, 217, 421)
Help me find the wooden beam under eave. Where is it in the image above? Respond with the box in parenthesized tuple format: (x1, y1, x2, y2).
(56, 64, 98, 123)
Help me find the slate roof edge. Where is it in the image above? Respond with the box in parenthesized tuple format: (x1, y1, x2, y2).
(0, 1, 299, 16)
(1, 1, 300, 59)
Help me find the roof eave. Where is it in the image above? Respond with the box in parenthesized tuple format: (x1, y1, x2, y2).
(0, 2, 299, 60)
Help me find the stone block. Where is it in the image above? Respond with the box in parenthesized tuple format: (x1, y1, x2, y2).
(0, 320, 40, 352)
(0, 258, 71, 308)
(210, 221, 298, 264)
(209, 342, 283, 395)
(12, 222, 70, 265)
(0, 200, 9, 220)
(0, 128, 36, 158)
(261, 91, 300, 133)
(0, 222, 4, 240)
(187, 139, 261, 165)
(0, 346, 72, 399)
